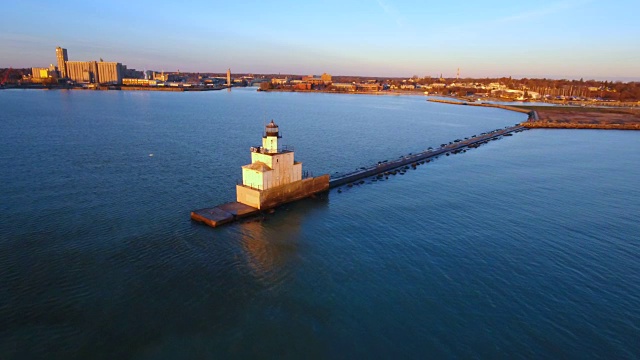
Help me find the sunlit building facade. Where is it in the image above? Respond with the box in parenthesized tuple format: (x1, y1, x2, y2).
(96, 62, 123, 84)
(54, 47, 123, 84)
(66, 61, 98, 83)
(56, 47, 68, 78)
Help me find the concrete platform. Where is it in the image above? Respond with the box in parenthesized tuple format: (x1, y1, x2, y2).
(218, 202, 259, 218)
(191, 175, 328, 229)
(190, 202, 259, 228)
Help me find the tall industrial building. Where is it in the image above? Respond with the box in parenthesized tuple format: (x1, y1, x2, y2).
(66, 61, 98, 83)
(56, 47, 68, 78)
(64, 60, 123, 84)
(54, 46, 126, 85)
(96, 62, 123, 84)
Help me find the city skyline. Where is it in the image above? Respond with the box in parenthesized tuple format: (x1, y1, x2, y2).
(1, 0, 639, 81)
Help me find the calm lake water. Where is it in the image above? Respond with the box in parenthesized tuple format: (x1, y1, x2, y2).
(1, 88, 639, 359)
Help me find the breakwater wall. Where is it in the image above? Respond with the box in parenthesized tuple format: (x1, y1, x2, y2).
(192, 125, 526, 228)
(522, 122, 640, 130)
(329, 125, 526, 189)
(427, 98, 533, 114)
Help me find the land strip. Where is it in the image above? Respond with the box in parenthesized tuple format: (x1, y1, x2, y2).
(513, 106, 640, 130)
(427, 98, 532, 114)
(429, 98, 640, 130)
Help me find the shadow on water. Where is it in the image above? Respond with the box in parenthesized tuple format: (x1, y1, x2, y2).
(135, 194, 331, 359)
(0, 191, 331, 359)
(236, 193, 329, 286)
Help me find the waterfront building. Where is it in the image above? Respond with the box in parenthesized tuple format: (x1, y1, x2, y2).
(227, 69, 231, 87)
(122, 66, 143, 79)
(66, 61, 98, 83)
(271, 77, 289, 85)
(123, 78, 156, 86)
(333, 83, 356, 91)
(236, 120, 328, 209)
(153, 72, 167, 81)
(53, 46, 126, 85)
(96, 61, 123, 84)
(428, 83, 446, 89)
(356, 83, 380, 92)
(293, 83, 312, 90)
(56, 47, 68, 78)
(488, 83, 507, 90)
(302, 73, 332, 85)
(65, 60, 123, 85)
(153, 72, 183, 82)
(201, 76, 225, 86)
(31, 67, 50, 79)
(31, 64, 60, 83)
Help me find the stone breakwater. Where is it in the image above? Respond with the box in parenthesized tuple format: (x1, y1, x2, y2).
(522, 122, 640, 130)
(329, 125, 526, 189)
(427, 98, 533, 114)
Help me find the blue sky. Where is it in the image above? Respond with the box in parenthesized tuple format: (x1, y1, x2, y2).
(1, 0, 638, 80)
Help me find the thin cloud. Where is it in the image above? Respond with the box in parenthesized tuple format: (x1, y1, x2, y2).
(494, 0, 593, 24)
(376, 0, 405, 28)
(437, 0, 593, 40)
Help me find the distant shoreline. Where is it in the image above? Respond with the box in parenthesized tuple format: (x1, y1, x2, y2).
(0, 84, 227, 92)
(430, 98, 640, 130)
(521, 122, 640, 130)
(522, 106, 640, 130)
(4, 85, 639, 111)
(258, 88, 640, 107)
(258, 88, 426, 97)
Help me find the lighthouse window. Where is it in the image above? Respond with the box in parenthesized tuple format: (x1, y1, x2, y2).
(276, 159, 279, 163)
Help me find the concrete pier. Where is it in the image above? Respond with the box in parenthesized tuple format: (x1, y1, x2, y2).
(329, 125, 525, 189)
(192, 123, 525, 229)
(191, 202, 260, 228)
(427, 98, 533, 114)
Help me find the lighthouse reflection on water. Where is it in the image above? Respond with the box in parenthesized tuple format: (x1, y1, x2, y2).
(237, 195, 329, 284)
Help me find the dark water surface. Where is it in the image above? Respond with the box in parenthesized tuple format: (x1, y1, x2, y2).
(1, 89, 639, 359)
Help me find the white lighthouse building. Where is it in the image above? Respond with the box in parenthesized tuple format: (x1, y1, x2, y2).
(236, 120, 328, 209)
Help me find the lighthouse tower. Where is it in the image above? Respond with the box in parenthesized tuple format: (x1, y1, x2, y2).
(236, 120, 328, 209)
(262, 120, 280, 153)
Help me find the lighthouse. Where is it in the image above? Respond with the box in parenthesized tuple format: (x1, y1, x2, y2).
(236, 120, 329, 209)
(191, 120, 329, 228)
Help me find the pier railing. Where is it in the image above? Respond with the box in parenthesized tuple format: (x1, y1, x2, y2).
(250, 145, 295, 154)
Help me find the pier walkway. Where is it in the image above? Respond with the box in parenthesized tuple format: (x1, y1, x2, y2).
(329, 125, 525, 189)
(427, 98, 534, 114)
(192, 124, 525, 228)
